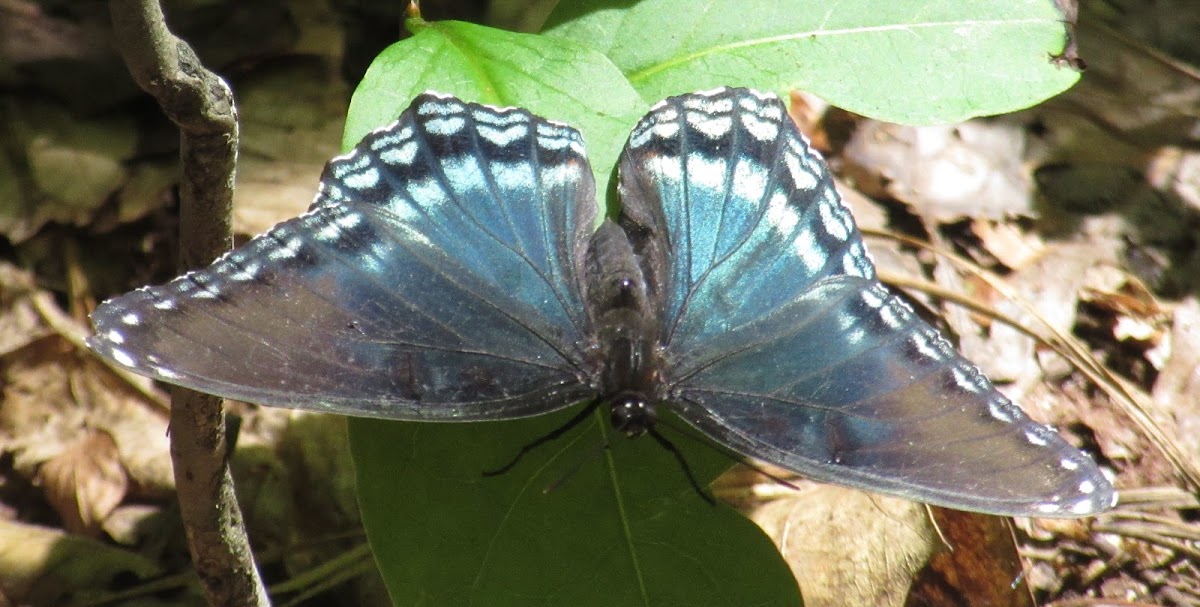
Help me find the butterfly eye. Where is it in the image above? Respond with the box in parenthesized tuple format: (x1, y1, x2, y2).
(610, 393, 655, 437)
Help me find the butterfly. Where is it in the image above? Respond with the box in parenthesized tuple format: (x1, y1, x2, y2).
(87, 87, 1115, 517)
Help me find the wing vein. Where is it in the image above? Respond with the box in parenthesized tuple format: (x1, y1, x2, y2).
(402, 117, 586, 368)
(661, 117, 786, 347)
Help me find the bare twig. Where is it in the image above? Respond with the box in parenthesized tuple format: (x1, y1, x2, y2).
(107, 1, 268, 605)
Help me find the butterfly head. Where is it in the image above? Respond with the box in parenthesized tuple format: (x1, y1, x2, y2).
(609, 391, 657, 438)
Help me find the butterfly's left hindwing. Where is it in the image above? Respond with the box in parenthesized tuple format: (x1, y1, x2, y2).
(616, 88, 1115, 516)
(88, 93, 597, 420)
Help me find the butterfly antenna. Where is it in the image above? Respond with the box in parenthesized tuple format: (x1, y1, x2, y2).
(647, 427, 716, 506)
(484, 398, 603, 477)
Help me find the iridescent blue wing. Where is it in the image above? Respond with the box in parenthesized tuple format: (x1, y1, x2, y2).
(88, 93, 597, 419)
(617, 88, 1115, 516)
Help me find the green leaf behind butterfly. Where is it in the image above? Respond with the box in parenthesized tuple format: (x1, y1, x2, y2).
(345, 20, 803, 607)
(544, 0, 1079, 124)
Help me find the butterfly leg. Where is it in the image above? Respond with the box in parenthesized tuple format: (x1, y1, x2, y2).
(484, 398, 604, 477)
(647, 427, 715, 506)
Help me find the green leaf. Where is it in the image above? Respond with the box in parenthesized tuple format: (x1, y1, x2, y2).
(543, 0, 1079, 124)
(350, 408, 799, 607)
(344, 20, 802, 607)
(343, 19, 646, 198)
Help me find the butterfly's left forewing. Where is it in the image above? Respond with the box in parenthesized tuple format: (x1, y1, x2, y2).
(88, 93, 597, 420)
(616, 88, 1115, 516)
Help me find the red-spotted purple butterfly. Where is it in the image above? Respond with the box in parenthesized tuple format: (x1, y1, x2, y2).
(88, 88, 1115, 516)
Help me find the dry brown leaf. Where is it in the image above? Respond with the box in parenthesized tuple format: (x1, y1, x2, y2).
(100, 503, 166, 547)
(752, 485, 938, 607)
(836, 183, 928, 293)
(1151, 298, 1200, 467)
(1, 287, 173, 506)
(78, 366, 174, 500)
(37, 428, 128, 537)
(0, 263, 48, 356)
(1048, 13, 1200, 149)
(1082, 265, 1161, 314)
(1148, 146, 1200, 215)
(0, 519, 159, 605)
(842, 120, 1033, 221)
(114, 160, 178, 225)
(234, 157, 329, 236)
(233, 58, 346, 236)
(971, 219, 1044, 272)
(1, 336, 88, 476)
(786, 90, 831, 151)
(278, 413, 360, 532)
(229, 442, 295, 555)
(1081, 264, 1167, 348)
(3, 99, 138, 242)
(907, 509, 1033, 607)
(938, 241, 1096, 388)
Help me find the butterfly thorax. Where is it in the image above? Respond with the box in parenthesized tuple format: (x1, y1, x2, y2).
(584, 221, 663, 437)
(594, 308, 660, 437)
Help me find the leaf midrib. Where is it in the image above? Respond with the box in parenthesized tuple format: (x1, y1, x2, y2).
(628, 17, 1058, 83)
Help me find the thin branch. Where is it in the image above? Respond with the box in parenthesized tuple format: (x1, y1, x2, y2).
(108, 1, 268, 605)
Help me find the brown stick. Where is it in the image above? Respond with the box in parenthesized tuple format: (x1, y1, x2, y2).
(108, 2, 269, 605)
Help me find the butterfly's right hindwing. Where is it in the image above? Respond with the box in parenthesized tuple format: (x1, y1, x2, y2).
(88, 93, 597, 420)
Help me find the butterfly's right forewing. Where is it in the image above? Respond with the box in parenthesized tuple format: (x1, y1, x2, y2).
(88, 93, 597, 420)
(616, 88, 1115, 517)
